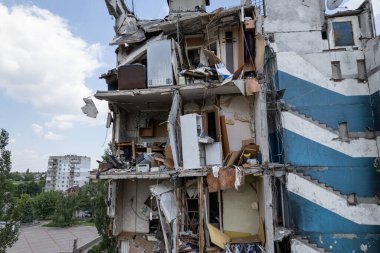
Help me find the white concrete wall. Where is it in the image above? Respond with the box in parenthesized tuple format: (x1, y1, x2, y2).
(365, 37, 380, 94)
(271, 31, 326, 54)
(264, 0, 324, 33)
(277, 51, 369, 96)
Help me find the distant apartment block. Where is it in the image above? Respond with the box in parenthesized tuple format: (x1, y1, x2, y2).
(45, 155, 90, 192)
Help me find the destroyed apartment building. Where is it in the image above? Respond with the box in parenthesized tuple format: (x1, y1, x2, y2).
(88, 0, 380, 252)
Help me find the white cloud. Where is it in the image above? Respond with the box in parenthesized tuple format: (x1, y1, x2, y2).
(45, 115, 75, 130)
(0, 4, 107, 131)
(44, 131, 65, 141)
(32, 123, 64, 141)
(21, 149, 40, 160)
(32, 123, 44, 137)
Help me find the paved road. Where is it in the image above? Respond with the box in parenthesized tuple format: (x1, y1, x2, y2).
(7, 223, 99, 253)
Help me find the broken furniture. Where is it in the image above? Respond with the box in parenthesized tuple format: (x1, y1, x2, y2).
(115, 141, 136, 161)
(139, 119, 154, 137)
(118, 64, 147, 90)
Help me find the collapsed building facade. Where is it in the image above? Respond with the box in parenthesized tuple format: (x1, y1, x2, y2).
(90, 0, 380, 252)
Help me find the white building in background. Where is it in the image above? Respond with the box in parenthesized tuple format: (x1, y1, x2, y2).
(45, 155, 91, 192)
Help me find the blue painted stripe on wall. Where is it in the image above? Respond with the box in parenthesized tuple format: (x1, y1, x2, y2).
(282, 130, 380, 196)
(277, 71, 374, 132)
(288, 192, 380, 233)
(282, 129, 374, 166)
(302, 232, 380, 253)
(371, 91, 380, 131)
(302, 167, 380, 197)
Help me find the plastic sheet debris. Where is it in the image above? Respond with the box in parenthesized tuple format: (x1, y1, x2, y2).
(81, 98, 98, 118)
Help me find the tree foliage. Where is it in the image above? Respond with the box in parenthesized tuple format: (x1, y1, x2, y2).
(13, 194, 32, 222)
(101, 142, 113, 163)
(32, 191, 61, 219)
(22, 202, 33, 223)
(0, 223, 18, 253)
(52, 195, 77, 227)
(0, 129, 18, 253)
(88, 181, 117, 253)
(14, 181, 42, 197)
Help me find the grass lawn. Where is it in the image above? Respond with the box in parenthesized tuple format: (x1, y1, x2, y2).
(43, 219, 95, 228)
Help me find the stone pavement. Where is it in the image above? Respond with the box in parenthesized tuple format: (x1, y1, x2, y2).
(7, 222, 100, 253)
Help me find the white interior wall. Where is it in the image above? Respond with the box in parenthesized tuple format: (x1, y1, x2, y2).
(122, 179, 152, 233)
(114, 180, 124, 236)
(219, 95, 252, 152)
(219, 27, 240, 72)
(222, 176, 260, 235)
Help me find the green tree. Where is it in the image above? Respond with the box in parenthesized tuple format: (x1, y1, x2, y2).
(101, 142, 113, 162)
(9, 172, 23, 181)
(87, 144, 117, 253)
(15, 181, 42, 197)
(22, 173, 35, 182)
(32, 191, 61, 220)
(52, 195, 78, 227)
(77, 184, 93, 211)
(88, 181, 117, 253)
(12, 194, 32, 222)
(0, 129, 18, 253)
(22, 202, 33, 223)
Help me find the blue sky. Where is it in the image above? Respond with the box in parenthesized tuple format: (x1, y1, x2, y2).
(0, 0, 378, 172)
